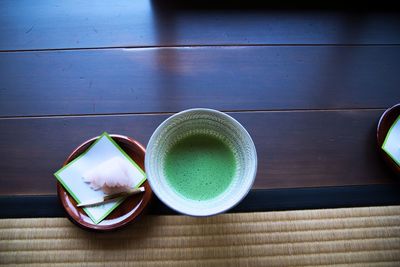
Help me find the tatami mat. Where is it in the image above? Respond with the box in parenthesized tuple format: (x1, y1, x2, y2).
(1, 206, 400, 266)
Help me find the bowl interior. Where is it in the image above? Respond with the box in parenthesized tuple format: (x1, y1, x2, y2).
(146, 109, 257, 216)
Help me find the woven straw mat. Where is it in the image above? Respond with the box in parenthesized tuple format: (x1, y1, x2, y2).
(1, 205, 400, 266)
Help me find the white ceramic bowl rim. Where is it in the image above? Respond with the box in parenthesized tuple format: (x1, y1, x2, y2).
(145, 108, 257, 216)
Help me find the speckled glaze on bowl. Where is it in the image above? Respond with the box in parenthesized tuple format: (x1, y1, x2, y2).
(145, 108, 257, 216)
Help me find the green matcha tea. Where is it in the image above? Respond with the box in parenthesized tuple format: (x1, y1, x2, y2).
(164, 133, 236, 201)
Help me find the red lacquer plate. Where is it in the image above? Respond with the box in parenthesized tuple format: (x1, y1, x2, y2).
(56, 134, 152, 231)
(377, 104, 400, 176)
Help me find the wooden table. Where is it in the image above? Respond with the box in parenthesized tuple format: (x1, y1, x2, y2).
(1, 1, 400, 217)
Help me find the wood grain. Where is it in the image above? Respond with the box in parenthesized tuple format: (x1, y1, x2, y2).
(1, 46, 399, 117)
(0, 0, 399, 51)
(0, 110, 396, 195)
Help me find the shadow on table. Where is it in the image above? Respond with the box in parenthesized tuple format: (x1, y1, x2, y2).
(148, 0, 397, 111)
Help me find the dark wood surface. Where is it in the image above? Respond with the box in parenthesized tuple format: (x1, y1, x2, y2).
(1, 1, 400, 51)
(1, 46, 399, 117)
(0, 110, 396, 195)
(0, 1, 399, 204)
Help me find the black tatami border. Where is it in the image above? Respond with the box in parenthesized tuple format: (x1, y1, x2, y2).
(1, 184, 400, 218)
